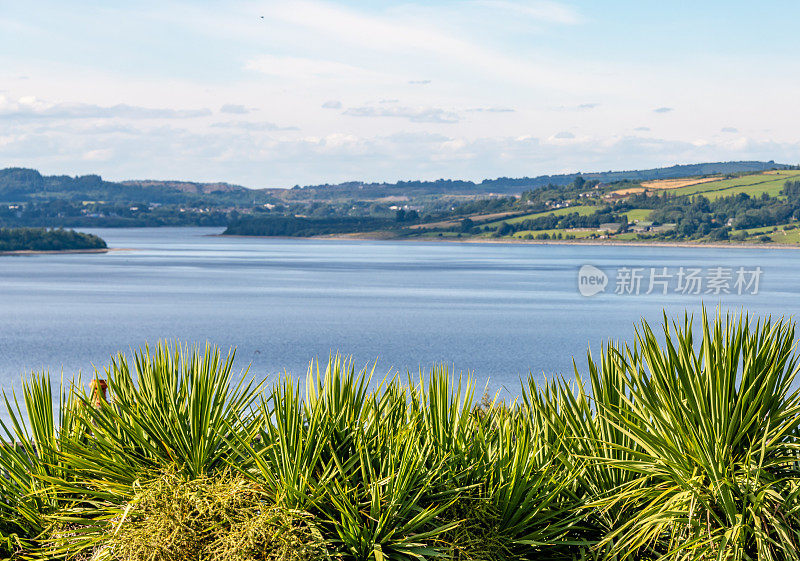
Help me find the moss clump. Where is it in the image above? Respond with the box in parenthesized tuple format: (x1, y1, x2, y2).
(105, 471, 329, 561)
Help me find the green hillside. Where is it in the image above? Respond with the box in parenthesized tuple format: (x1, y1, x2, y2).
(452, 170, 800, 245)
(483, 204, 600, 228)
(4, 164, 800, 245)
(669, 170, 800, 199)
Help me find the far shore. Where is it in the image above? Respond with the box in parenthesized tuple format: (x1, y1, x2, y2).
(220, 232, 800, 250)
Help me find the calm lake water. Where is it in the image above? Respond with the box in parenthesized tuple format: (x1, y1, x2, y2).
(1, 227, 799, 400)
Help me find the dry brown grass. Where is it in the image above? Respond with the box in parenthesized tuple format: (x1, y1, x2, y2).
(639, 176, 721, 190)
(606, 187, 645, 196)
(607, 176, 722, 197)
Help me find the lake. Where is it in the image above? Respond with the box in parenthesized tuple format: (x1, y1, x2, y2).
(1, 227, 798, 399)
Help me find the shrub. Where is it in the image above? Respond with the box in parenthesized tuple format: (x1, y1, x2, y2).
(65, 343, 262, 488)
(595, 311, 800, 560)
(99, 471, 328, 561)
(4, 312, 800, 561)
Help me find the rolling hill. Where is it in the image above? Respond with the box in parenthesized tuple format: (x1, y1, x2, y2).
(0, 161, 791, 205)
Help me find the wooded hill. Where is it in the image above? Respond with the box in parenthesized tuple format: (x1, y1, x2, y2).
(0, 161, 790, 204)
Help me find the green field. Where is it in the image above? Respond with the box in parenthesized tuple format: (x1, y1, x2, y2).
(624, 208, 652, 222)
(669, 170, 800, 199)
(413, 170, 800, 245)
(511, 227, 598, 240)
(608, 172, 800, 240)
(735, 223, 800, 243)
(416, 231, 462, 238)
(483, 204, 600, 228)
(773, 229, 800, 243)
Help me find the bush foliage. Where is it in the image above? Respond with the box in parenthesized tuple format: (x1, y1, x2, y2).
(2, 310, 800, 560)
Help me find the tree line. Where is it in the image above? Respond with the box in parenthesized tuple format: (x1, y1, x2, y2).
(0, 227, 107, 252)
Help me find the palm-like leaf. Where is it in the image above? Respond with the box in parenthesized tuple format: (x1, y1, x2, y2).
(599, 310, 800, 560)
(64, 341, 262, 488)
(0, 372, 81, 553)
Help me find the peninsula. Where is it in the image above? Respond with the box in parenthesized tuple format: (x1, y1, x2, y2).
(0, 227, 107, 254)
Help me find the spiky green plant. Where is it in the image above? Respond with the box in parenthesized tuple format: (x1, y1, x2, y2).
(428, 372, 585, 560)
(521, 346, 645, 553)
(2, 310, 800, 561)
(64, 342, 262, 489)
(0, 372, 81, 554)
(597, 310, 800, 560)
(320, 422, 455, 560)
(41, 343, 263, 560)
(234, 356, 371, 511)
(234, 357, 461, 560)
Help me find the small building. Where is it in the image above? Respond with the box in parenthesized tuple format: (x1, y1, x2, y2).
(650, 223, 677, 233)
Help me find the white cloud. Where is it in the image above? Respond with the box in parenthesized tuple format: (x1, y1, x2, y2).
(220, 104, 250, 114)
(343, 105, 460, 124)
(5, 115, 798, 188)
(468, 107, 515, 113)
(386, 131, 452, 143)
(82, 148, 114, 161)
(0, 94, 211, 120)
(257, 1, 582, 91)
(210, 120, 298, 131)
(653, 107, 674, 114)
(556, 103, 600, 111)
(2, 1, 799, 184)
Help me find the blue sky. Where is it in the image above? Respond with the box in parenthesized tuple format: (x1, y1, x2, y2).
(1, 1, 799, 187)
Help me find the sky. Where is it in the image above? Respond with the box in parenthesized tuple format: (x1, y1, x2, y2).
(1, 0, 799, 188)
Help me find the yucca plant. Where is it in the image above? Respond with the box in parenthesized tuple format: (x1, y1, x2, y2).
(235, 357, 458, 560)
(410, 367, 583, 560)
(321, 422, 456, 561)
(598, 310, 800, 560)
(473, 412, 583, 559)
(3, 310, 800, 561)
(0, 372, 82, 555)
(40, 343, 263, 560)
(521, 347, 646, 552)
(235, 356, 372, 510)
(64, 342, 262, 488)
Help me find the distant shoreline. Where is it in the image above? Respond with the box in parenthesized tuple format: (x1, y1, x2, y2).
(220, 232, 800, 250)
